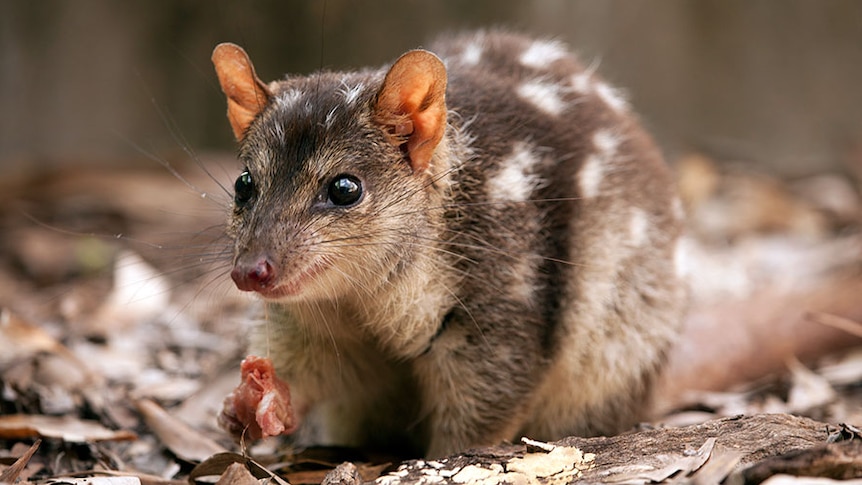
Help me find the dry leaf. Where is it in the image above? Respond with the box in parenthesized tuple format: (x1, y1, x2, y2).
(786, 357, 837, 412)
(215, 462, 260, 485)
(0, 309, 90, 373)
(63, 469, 188, 485)
(136, 399, 227, 463)
(0, 439, 40, 483)
(688, 449, 743, 485)
(606, 437, 716, 483)
(189, 452, 289, 485)
(759, 475, 862, 485)
(45, 478, 142, 485)
(0, 414, 136, 442)
(89, 251, 171, 334)
(283, 461, 389, 485)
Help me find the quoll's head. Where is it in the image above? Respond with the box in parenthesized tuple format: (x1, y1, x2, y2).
(211, 43, 448, 302)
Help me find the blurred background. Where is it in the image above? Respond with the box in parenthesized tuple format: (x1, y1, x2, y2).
(2, 5, 862, 477)
(2, 0, 862, 178)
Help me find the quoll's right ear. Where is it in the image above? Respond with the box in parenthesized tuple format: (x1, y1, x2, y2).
(212, 43, 271, 141)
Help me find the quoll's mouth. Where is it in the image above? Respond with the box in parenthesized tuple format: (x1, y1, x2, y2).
(262, 261, 330, 299)
(232, 257, 330, 300)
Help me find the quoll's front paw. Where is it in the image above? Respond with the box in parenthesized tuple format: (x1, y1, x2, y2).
(218, 355, 297, 442)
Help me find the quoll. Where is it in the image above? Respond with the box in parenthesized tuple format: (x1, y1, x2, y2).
(212, 31, 686, 458)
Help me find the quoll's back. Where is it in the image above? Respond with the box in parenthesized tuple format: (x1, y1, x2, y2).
(213, 31, 686, 458)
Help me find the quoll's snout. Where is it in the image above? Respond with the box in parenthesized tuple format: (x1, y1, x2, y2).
(231, 257, 275, 292)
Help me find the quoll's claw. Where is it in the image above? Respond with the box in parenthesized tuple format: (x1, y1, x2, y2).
(219, 355, 297, 442)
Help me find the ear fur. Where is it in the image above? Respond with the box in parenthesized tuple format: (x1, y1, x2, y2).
(375, 50, 448, 173)
(212, 43, 271, 141)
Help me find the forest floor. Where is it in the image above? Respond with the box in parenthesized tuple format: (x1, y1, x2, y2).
(1, 153, 861, 484)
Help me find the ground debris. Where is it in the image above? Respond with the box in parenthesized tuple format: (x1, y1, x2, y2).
(731, 438, 862, 484)
(1, 159, 861, 483)
(136, 399, 226, 463)
(0, 415, 136, 443)
(370, 415, 857, 484)
(0, 439, 41, 483)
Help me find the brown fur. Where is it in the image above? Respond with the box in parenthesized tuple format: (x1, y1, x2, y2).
(213, 31, 685, 458)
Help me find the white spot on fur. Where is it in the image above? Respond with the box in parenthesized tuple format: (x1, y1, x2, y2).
(508, 256, 538, 304)
(460, 40, 483, 65)
(520, 39, 568, 69)
(325, 107, 338, 127)
(275, 89, 303, 110)
(671, 196, 685, 221)
(571, 72, 592, 93)
(517, 79, 567, 116)
(579, 130, 621, 198)
(487, 143, 543, 202)
(593, 130, 621, 153)
(595, 82, 629, 112)
(628, 208, 649, 247)
(570, 60, 600, 93)
(674, 236, 691, 279)
(271, 122, 285, 143)
(255, 147, 272, 171)
(578, 157, 604, 199)
(340, 82, 364, 105)
(570, 67, 628, 113)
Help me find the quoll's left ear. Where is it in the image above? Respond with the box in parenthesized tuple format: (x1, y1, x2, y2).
(375, 50, 448, 173)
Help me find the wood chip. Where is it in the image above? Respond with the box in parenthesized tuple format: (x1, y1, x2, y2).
(321, 462, 362, 485)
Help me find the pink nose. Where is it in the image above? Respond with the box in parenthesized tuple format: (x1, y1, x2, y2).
(231, 257, 275, 292)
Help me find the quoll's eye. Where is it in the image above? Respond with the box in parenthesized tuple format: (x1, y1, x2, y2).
(234, 170, 255, 206)
(327, 174, 363, 206)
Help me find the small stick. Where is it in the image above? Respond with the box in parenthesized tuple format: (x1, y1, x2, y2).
(806, 311, 862, 339)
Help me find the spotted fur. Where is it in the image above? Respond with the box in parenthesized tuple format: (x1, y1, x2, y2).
(218, 31, 685, 458)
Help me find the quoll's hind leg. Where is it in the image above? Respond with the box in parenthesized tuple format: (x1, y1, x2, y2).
(414, 313, 545, 458)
